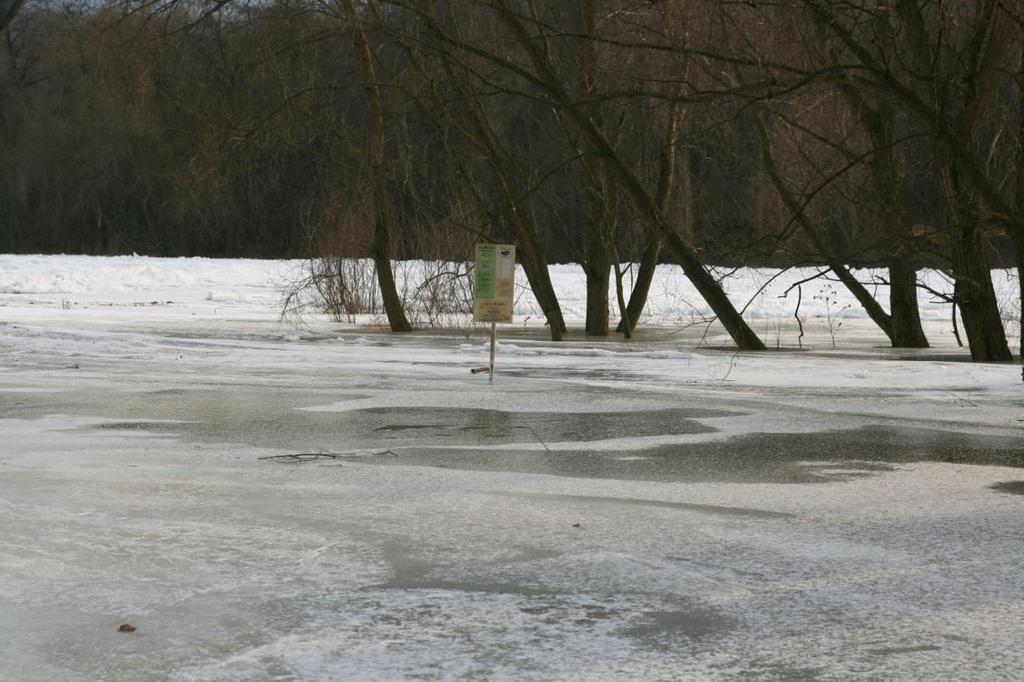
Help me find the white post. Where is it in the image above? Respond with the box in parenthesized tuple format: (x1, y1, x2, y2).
(489, 321, 497, 385)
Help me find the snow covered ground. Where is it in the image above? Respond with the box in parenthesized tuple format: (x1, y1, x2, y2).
(1, 254, 1020, 343)
(1, 254, 1023, 681)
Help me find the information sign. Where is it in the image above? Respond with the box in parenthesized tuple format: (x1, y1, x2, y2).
(473, 244, 515, 323)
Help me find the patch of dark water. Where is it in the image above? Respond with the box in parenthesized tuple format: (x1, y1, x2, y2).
(989, 481, 1024, 495)
(77, 404, 733, 451)
(365, 540, 564, 597)
(364, 407, 726, 444)
(378, 426, 1023, 484)
(95, 421, 170, 431)
(620, 603, 737, 650)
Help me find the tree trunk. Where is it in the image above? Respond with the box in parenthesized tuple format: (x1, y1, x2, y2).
(584, 256, 610, 335)
(583, 175, 611, 336)
(641, 195, 763, 348)
(581, 178, 610, 333)
(347, 0, 411, 332)
(834, 86, 930, 348)
(617, 236, 660, 333)
(612, 251, 631, 339)
(370, 230, 409, 329)
(516, 230, 566, 341)
(865, 115, 928, 348)
(937, 139, 1011, 361)
(889, 256, 929, 348)
(952, 218, 1011, 361)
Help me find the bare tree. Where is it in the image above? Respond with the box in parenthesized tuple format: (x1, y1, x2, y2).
(485, 0, 767, 349)
(340, 0, 413, 331)
(394, 0, 569, 338)
(803, 0, 1015, 360)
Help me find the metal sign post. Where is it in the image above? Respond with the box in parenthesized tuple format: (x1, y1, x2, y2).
(473, 244, 515, 383)
(489, 322, 497, 384)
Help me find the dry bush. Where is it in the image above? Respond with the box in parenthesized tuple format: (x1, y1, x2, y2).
(404, 259, 475, 328)
(284, 199, 483, 327)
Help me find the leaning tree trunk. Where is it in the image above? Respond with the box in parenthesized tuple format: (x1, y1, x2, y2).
(756, 116, 896, 343)
(631, 182, 764, 349)
(618, 103, 685, 334)
(514, 224, 567, 341)
(484, 157, 567, 341)
(622, 167, 764, 348)
(617, 236, 660, 333)
(889, 255, 929, 348)
(369, 220, 410, 331)
(432, 53, 567, 341)
(498, 4, 765, 350)
(829, 263, 895, 342)
(347, 0, 411, 332)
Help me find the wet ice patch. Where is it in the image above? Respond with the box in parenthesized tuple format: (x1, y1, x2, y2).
(620, 603, 737, 650)
(989, 481, 1024, 495)
(495, 491, 794, 519)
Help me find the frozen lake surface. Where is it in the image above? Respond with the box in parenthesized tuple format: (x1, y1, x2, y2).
(1, 255, 1023, 680)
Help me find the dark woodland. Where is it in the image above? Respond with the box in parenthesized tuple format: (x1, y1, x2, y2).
(1, 0, 1023, 357)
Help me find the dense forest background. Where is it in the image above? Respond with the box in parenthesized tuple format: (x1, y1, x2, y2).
(2, 1, 1023, 359)
(1, 0, 1003, 264)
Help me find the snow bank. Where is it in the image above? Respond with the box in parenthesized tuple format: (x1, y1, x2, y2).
(0, 254, 301, 297)
(0, 255, 1018, 345)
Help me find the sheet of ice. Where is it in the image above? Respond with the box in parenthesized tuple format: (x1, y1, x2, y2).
(1, 255, 1023, 681)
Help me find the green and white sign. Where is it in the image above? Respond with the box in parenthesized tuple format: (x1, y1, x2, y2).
(474, 244, 515, 323)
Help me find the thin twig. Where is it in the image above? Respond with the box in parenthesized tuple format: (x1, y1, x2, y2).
(779, 268, 831, 298)
(258, 449, 396, 463)
(258, 453, 343, 463)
